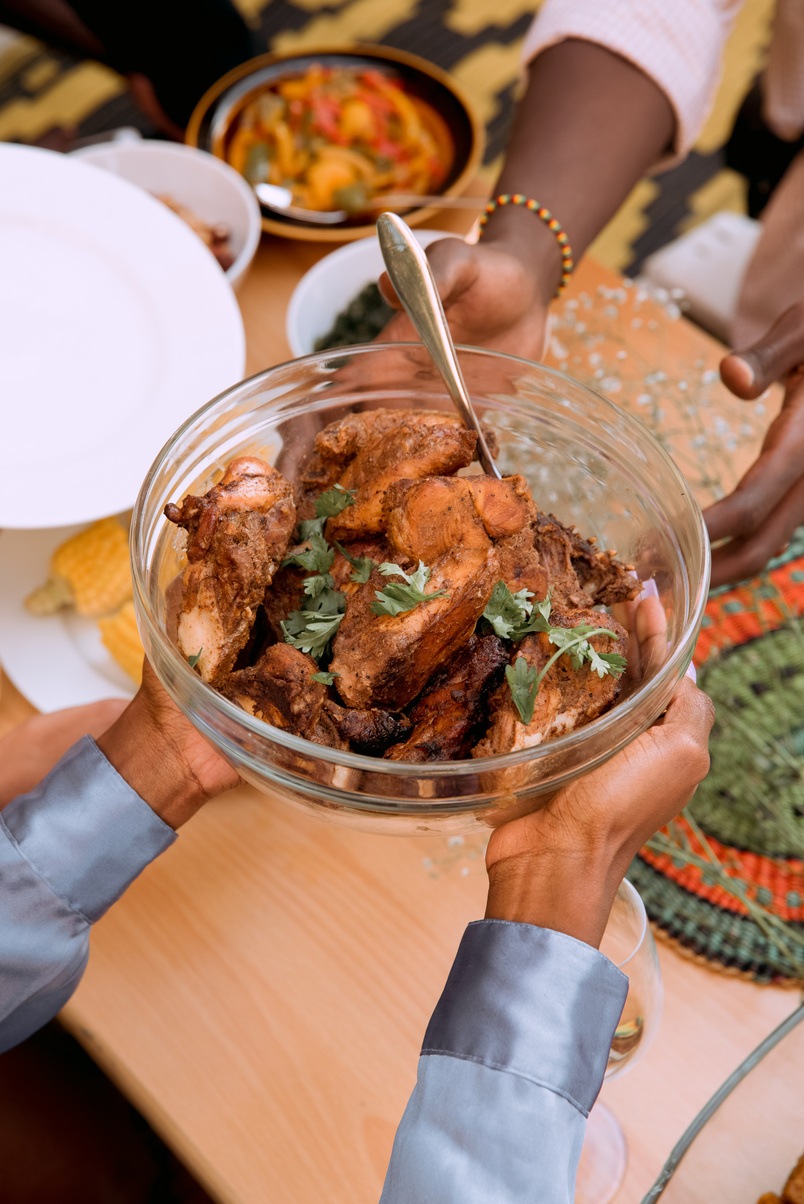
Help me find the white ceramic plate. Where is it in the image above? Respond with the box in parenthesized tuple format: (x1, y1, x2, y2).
(0, 143, 246, 529)
(285, 228, 456, 356)
(0, 527, 136, 712)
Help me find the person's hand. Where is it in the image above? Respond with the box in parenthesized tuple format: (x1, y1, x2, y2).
(704, 302, 804, 586)
(378, 236, 552, 361)
(97, 659, 240, 829)
(0, 698, 128, 808)
(485, 676, 714, 947)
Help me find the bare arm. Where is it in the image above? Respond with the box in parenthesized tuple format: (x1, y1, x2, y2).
(382, 41, 675, 358)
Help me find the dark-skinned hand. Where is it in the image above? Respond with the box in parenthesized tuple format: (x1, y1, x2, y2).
(704, 302, 804, 586)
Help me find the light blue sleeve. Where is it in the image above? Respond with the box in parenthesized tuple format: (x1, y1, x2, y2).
(380, 918, 628, 1204)
(0, 736, 176, 1052)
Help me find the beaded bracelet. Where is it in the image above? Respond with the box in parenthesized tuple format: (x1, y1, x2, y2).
(477, 193, 574, 297)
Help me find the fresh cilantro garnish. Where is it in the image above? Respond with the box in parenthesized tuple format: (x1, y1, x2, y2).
(282, 577, 346, 661)
(310, 670, 340, 685)
(282, 530, 334, 575)
(539, 623, 627, 678)
(371, 561, 450, 617)
(295, 484, 357, 543)
(303, 572, 335, 599)
(187, 648, 203, 670)
(505, 657, 540, 724)
(315, 483, 357, 518)
(493, 587, 626, 723)
(334, 541, 375, 584)
(482, 581, 535, 639)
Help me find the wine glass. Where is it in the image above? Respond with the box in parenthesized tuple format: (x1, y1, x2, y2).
(575, 879, 663, 1203)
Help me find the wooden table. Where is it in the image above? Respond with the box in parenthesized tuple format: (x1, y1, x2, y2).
(1, 204, 799, 1204)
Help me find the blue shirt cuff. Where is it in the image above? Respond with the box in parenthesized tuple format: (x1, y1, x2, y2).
(0, 736, 176, 922)
(421, 919, 629, 1116)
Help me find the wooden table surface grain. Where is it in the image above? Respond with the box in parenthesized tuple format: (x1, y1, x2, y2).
(2, 194, 799, 1204)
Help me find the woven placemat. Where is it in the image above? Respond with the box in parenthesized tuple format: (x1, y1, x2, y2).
(628, 537, 804, 986)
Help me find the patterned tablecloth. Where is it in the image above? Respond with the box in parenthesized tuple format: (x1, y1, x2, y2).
(544, 264, 804, 986)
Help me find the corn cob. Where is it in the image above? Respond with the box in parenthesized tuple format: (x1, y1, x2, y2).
(98, 600, 144, 684)
(25, 518, 132, 618)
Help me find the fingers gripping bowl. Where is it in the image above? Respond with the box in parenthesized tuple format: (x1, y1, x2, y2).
(131, 344, 709, 834)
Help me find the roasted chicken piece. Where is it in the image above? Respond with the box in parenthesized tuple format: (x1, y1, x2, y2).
(329, 535, 390, 595)
(164, 456, 295, 684)
(473, 609, 627, 757)
(298, 408, 493, 518)
(495, 504, 638, 611)
(385, 634, 508, 761)
(326, 417, 478, 541)
(324, 702, 411, 755)
(262, 564, 306, 642)
(384, 475, 530, 563)
(330, 546, 500, 710)
(221, 643, 346, 748)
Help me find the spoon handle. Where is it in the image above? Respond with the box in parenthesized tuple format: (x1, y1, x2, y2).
(376, 212, 501, 480)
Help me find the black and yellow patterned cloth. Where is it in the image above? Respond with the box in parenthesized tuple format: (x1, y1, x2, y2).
(0, 0, 776, 273)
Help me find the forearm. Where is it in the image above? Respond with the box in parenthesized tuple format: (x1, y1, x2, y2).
(485, 845, 621, 949)
(483, 41, 675, 300)
(0, 738, 175, 1051)
(96, 692, 208, 829)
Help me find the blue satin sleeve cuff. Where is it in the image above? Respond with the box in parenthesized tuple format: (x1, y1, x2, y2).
(380, 919, 628, 1204)
(0, 736, 176, 1051)
(423, 919, 628, 1116)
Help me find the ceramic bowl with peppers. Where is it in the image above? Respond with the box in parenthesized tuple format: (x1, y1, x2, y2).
(186, 45, 483, 241)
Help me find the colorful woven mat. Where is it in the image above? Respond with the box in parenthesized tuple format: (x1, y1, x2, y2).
(628, 535, 804, 986)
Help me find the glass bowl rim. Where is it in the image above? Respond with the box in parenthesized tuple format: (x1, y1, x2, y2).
(131, 341, 711, 778)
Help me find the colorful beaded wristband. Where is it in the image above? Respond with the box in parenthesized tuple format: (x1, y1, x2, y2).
(477, 193, 574, 297)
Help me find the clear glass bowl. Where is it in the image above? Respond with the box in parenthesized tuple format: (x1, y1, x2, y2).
(642, 1002, 804, 1202)
(131, 343, 710, 834)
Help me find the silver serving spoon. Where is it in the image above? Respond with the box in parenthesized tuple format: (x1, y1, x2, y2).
(376, 211, 501, 480)
(253, 181, 488, 226)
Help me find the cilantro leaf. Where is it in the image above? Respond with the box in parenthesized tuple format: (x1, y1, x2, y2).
(293, 486, 358, 543)
(334, 541, 375, 585)
(371, 560, 449, 617)
(304, 572, 335, 599)
(505, 657, 540, 724)
(311, 670, 340, 685)
(482, 580, 535, 639)
(314, 484, 357, 519)
(282, 607, 344, 660)
(282, 530, 334, 575)
(187, 648, 203, 670)
(589, 649, 628, 678)
(282, 582, 346, 661)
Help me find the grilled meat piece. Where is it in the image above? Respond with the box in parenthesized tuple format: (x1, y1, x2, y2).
(532, 509, 638, 607)
(330, 546, 500, 710)
(329, 536, 390, 595)
(473, 609, 627, 757)
(324, 702, 411, 755)
(222, 643, 347, 748)
(298, 408, 500, 514)
(326, 418, 478, 540)
(384, 474, 530, 563)
(386, 634, 508, 762)
(262, 564, 306, 642)
(165, 456, 295, 684)
(494, 505, 638, 611)
(297, 410, 416, 517)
